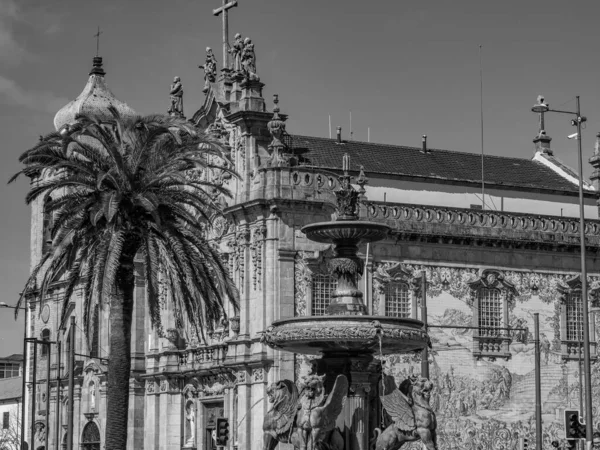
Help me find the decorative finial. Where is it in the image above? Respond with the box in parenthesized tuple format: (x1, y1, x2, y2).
(533, 94, 552, 155)
(94, 26, 103, 57)
(356, 165, 368, 198)
(335, 153, 359, 220)
(268, 94, 287, 163)
(89, 56, 105, 77)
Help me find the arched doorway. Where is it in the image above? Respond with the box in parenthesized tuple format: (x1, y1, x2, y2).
(81, 422, 101, 450)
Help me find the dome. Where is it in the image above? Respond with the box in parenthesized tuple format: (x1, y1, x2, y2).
(53, 56, 136, 131)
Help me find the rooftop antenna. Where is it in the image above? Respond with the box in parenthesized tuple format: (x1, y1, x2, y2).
(329, 115, 332, 139)
(349, 111, 353, 141)
(479, 44, 485, 210)
(368, 127, 370, 142)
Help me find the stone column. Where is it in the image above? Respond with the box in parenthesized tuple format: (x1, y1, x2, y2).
(144, 379, 157, 450)
(250, 367, 268, 450)
(235, 370, 251, 450)
(127, 377, 145, 450)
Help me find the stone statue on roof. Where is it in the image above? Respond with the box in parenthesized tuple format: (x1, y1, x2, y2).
(241, 37, 259, 81)
(168, 76, 184, 118)
(199, 47, 218, 93)
(229, 33, 244, 73)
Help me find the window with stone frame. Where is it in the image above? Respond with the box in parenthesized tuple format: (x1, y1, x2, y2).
(40, 329, 51, 357)
(81, 421, 101, 450)
(311, 273, 337, 316)
(372, 262, 418, 318)
(557, 275, 598, 361)
(42, 196, 53, 255)
(385, 282, 411, 318)
(467, 269, 517, 360)
(2, 412, 8, 429)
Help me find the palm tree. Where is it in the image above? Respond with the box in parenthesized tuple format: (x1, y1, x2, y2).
(10, 109, 239, 450)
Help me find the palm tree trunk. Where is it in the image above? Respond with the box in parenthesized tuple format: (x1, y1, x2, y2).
(105, 254, 135, 450)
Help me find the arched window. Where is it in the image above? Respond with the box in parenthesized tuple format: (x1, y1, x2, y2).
(42, 197, 53, 255)
(311, 274, 337, 316)
(81, 422, 101, 450)
(90, 305, 99, 359)
(385, 282, 410, 318)
(40, 329, 50, 357)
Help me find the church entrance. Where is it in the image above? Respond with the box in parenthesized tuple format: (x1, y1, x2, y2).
(81, 422, 101, 450)
(203, 402, 224, 450)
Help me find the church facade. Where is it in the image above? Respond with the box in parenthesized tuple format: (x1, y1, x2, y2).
(23, 16, 600, 450)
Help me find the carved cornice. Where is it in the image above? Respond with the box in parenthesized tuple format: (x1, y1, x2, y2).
(365, 201, 600, 251)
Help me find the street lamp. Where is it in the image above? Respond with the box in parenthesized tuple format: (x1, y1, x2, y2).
(532, 95, 593, 449)
(0, 301, 28, 450)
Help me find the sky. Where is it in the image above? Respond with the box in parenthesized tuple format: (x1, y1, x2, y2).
(1, 0, 600, 355)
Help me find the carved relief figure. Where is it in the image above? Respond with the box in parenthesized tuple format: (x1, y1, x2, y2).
(262, 375, 347, 450)
(374, 375, 438, 450)
(90, 381, 96, 411)
(241, 37, 259, 81)
(168, 76, 184, 117)
(199, 47, 218, 93)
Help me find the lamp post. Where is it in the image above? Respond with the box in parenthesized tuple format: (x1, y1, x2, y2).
(532, 95, 593, 448)
(0, 301, 28, 450)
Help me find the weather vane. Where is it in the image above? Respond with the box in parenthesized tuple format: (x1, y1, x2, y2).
(94, 26, 103, 57)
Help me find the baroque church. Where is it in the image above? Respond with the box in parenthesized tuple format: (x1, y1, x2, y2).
(23, 6, 600, 450)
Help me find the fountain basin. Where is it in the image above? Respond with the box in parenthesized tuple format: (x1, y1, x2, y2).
(261, 316, 429, 356)
(301, 221, 390, 244)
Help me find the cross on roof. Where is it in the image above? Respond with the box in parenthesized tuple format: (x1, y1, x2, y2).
(94, 26, 103, 57)
(213, 0, 238, 70)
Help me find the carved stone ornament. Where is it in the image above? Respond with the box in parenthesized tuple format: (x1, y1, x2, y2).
(252, 367, 265, 383)
(467, 269, 518, 308)
(262, 374, 348, 450)
(168, 76, 184, 118)
(199, 372, 235, 397)
(146, 380, 156, 395)
(251, 225, 267, 290)
(199, 47, 217, 93)
(236, 370, 247, 384)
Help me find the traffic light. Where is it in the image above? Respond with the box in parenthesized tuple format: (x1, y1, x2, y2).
(216, 418, 230, 447)
(564, 409, 586, 440)
(522, 437, 529, 450)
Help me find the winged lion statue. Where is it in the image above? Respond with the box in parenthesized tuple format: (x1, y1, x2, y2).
(373, 375, 437, 450)
(263, 374, 348, 450)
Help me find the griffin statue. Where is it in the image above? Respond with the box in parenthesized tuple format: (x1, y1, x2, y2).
(373, 376, 438, 450)
(263, 374, 348, 450)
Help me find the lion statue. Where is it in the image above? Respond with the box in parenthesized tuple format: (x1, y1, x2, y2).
(372, 375, 437, 450)
(263, 375, 348, 450)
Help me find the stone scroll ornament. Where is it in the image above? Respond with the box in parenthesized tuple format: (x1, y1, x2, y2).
(262, 374, 348, 450)
(373, 375, 438, 450)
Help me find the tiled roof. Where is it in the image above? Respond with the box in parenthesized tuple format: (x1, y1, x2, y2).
(290, 135, 582, 193)
(0, 377, 22, 401)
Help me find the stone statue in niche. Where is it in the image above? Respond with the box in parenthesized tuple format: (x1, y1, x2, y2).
(168, 76, 184, 117)
(199, 47, 218, 93)
(241, 37, 259, 81)
(229, 33, 244, 73)
(90, 381, 96, 411)
(185, 399, 196, 446)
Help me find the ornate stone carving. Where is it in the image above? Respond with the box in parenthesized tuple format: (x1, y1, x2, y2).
(229, 33, 244, 73)
(335, 154, 359, 220)
(251, 225, 267, 290)
(199, 372, 235, 397)
(294, 251, 313, 316)
(145, 379, 156, 395)
(252, 367, 265, 383)
(230, 316, 240, 334)
(199, 47, 217, 93)
(236, 370, 247, 384)
(262, 375, 348, 450)
(168, 76, 184, 118)
(467, 268, 518, 308)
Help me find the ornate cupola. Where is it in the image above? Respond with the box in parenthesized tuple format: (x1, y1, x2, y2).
(53, 56, 136, 131)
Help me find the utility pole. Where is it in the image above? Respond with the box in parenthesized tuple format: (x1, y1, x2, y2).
(421, 271, 429, 379)
(534, 314, 542, 450)
(66, 316, 75, 450)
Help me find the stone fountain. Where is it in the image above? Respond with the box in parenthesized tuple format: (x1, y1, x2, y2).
(261, 155, 432, 450)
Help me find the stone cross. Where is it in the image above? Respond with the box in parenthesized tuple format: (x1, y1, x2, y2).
(213, 0, 238, 70)
(94, 26, 103, 57)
